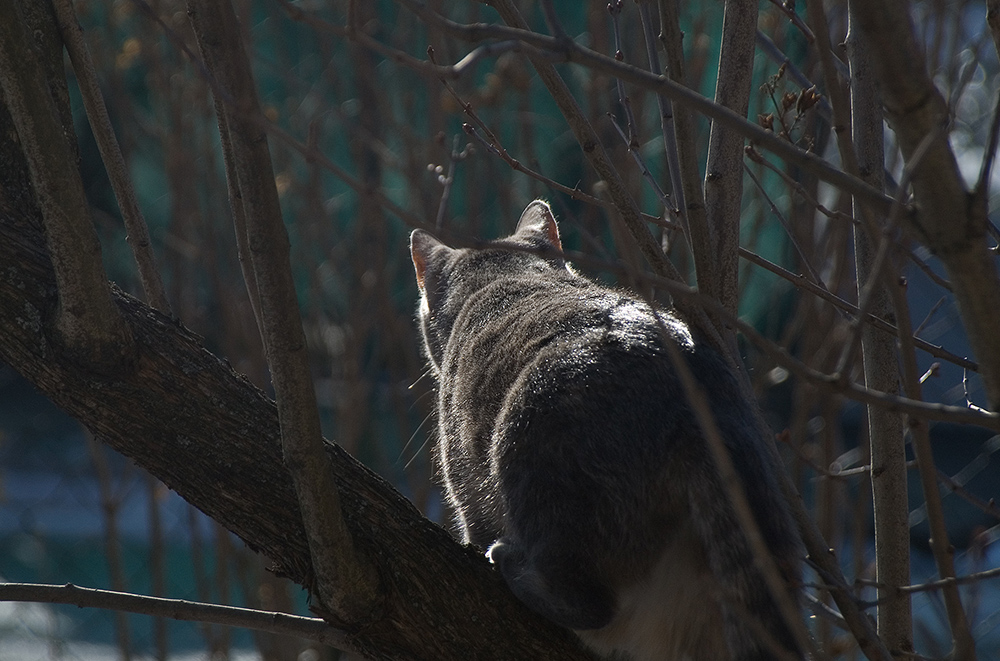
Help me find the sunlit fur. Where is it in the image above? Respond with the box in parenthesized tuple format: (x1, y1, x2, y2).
(411, 200, 803, 661)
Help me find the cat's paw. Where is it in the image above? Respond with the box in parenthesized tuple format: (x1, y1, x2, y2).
(487, 538, 615, 630)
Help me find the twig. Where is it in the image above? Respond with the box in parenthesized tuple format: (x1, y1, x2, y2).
(737, 248, 976, 371)
(637, 0, 685, 223)
(0, 582, 351, 650)
(607, 1, 640, 149)
(432, 135, 470, 231)
(607, 113, 672, 210)
(742, 163, 829, 291)
(393, 1, 898, 220)
(766, 0, 816, 43)
(913, 297, 948, 338)
(748, 148, 954, 293)
(656, 0, 713, 296)
(857, 566, 1000, 599)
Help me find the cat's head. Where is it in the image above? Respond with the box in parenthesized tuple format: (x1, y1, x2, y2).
(410, 199, 567, 370)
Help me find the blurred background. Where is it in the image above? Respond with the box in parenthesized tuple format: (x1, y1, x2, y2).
(1, 0, 998, 659)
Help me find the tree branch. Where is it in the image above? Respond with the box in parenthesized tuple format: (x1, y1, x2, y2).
(0, 0, 132, 367)
(52, 0, 172, 317)
(703, 0, 757, 320)
(187, 0, 379, 624)
(845, 6, 913, 653)
(0, 583, 351, 651)
(851, 2, 1000, 412)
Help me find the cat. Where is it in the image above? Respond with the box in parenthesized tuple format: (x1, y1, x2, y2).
(410, 200, 803, 661)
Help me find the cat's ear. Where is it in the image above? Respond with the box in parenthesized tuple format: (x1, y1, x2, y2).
(410, 229, 451, 291)
(515, 200, 562, 252)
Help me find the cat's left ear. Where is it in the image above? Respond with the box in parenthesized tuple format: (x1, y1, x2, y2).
(515, 200, 562, 252)
(410, 229, 452, 292)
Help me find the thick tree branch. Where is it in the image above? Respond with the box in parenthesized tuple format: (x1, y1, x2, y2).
(0, 199, 593, 661)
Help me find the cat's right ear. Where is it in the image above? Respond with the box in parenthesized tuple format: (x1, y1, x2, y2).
(410, 229, 450, 291)
(515, 200, 563, 252)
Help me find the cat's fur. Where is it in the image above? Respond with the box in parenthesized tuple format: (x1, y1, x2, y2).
(410, 200, 803, 661)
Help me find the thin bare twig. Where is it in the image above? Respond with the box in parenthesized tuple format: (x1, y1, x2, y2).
(766, 0, 816, 43)
(0, 582, 351, 650)
(656, 0, 712, 294)
(737, 248, 976, 371)
(858, 566, 1000, 599)
(637, 0, 685, 224)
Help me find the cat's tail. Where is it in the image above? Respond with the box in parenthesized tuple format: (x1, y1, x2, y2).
(487, 538, 616, 631)
(685, 456, 804, 661)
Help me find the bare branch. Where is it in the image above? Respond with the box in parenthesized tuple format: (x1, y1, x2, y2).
(656, 0, 712, 294)
(0, 582, 351, 651)
(859, 566, 1000, 599)
(395, 0, 897, 217)
(0, 0, 132, 367)
(704, 0, 757, 320)
(846, 5, 913, 653)
(737, 248, 976, 372)
(188, 0, 380, 622)
(53, 0, 172, 316)
(852, 2, 1000, 413)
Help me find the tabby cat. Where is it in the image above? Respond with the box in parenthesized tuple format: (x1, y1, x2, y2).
(410, 200, 803, 661)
